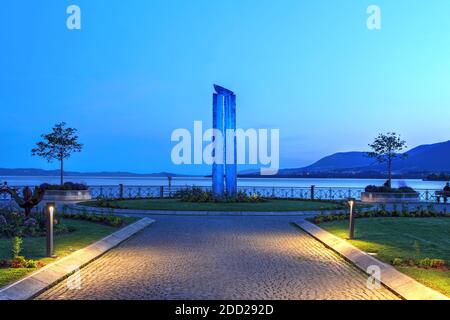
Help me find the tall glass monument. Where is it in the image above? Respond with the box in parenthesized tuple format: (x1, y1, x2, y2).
(212, 85, 237, 198)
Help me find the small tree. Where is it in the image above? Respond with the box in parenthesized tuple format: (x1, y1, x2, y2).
(32, 122, 83, 186)
(0, 185, 45, 217)
(367, 132, 407, 188)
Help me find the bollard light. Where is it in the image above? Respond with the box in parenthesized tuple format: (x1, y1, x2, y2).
(347, 198, 356, 240)
(46, 202, 56, 258)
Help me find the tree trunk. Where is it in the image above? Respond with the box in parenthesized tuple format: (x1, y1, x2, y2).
(60, 157, 64, 186)
(388, 157, 392, 188)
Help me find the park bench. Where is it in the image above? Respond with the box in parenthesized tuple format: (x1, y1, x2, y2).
(434, 191, 450, 203)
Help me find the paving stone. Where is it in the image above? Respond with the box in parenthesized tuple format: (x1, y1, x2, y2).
(37, 215, 397, 300)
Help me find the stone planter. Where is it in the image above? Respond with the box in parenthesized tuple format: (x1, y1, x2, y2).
(361, 192, 420, 203)
(43, 189, 92, 202)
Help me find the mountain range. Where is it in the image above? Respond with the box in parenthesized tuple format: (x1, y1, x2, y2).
(275, 140, 450, 177)
(1, 140, 449, 179)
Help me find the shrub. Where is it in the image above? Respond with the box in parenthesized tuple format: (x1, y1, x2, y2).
(11, 236, 22, 259)
(23, 218, 39, 236)
(106, 215, 123, 227)
(0, 207, 74, 238)
(10, 256, 38, 269)
(40, 182, 88, 191)
(427, 204, 436, 215)
(401, 204, 409, 216)
(417, 258, 432, 268)
(174, 187, 266, 203)
(391, 257, 446, 269)
(398, 186, 418, 193)
(313, 215, 325, 224)
(0, 259, 9, 268)
(391, 204, 399, 216)
(25, 259, 38, 268)
(60, 212, 126, 228)
(311, 206, 449, 224)
(174, 187, 211, 202)
(365, 185, 418, 194)
(54, 223, 72, 234)
(430, 259, 446, 269)
(10, 256, 27, 268)
(94, 198, 122, 209)
(415, 258, 446, 269)
(365, 185, 389, 193)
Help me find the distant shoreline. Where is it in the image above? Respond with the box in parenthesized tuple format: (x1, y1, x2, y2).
(1, 168, 449, 181)
(0, 174, 442, 182)
(1, 176, 445, 190)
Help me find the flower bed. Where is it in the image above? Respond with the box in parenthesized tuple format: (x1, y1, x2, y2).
(40, 182, 91, 202)
(0, 206, 128, 238)
(59, 210, 126, 228)
(0, 207, 74, 238)
(364, 185, 417, 193)
(0, 207, 134, 286)
(0, 220, 128, 288)
(174, 187, 266, 203)
(40, 182, 88, 191)
(392, 257, 446, 270)
(361, 185, 420, 203)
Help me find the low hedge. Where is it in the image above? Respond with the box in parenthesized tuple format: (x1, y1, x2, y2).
(392, 257, 446, 270)
(60, 210, 126, 228)
(364, 185, 418, 194)
(310, 204, 449, 224)
(40, 182, 88, 191)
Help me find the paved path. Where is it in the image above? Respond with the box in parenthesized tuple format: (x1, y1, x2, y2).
(37, 216, 397, 300)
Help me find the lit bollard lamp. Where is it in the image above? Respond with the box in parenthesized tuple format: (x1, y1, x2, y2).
(46, 202, 56, 258)
(347, 198, 356, 240)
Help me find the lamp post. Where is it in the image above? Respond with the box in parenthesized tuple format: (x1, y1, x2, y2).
(46, 202, 56, 258)
(347, 198, 356, 240)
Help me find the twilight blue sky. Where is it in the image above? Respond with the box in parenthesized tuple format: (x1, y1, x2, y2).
(1, 0, 450, 174)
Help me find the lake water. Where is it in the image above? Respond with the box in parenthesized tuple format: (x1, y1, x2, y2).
(0, 176, 446, 190)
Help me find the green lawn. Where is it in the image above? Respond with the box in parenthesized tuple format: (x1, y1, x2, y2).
(83, 198, 347, 212)
(320, 218, 450, 296)
(0, 219, 122, 288)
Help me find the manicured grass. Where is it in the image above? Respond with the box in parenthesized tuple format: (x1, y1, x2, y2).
(0, 219, 121, 288)
(0, 269, 30, 288)
(320, 218, 450, 296)
(83, 198, 347, 212)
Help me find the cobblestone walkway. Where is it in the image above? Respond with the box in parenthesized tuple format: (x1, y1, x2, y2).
(37, 216, 397, 300)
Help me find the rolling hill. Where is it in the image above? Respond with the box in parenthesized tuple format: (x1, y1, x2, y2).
(278, 140, 450, 176)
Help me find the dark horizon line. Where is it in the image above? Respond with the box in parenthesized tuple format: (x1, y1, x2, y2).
(0, 167, 445, 181)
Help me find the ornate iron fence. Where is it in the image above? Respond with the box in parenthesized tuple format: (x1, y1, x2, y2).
(0, 184, 444, 203)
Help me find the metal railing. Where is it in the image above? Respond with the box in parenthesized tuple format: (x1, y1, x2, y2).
(0, 184, 444, 203)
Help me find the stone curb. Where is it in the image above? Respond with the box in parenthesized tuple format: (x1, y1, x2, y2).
(68, 204, 345, 216)
(293, 219, 449, 300)
(0, 217, 155, 300)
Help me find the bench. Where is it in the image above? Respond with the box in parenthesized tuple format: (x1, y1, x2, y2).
(435, 191, 450, 203)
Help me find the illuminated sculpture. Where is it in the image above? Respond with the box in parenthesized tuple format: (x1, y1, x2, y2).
(212, 85, 237, 198)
